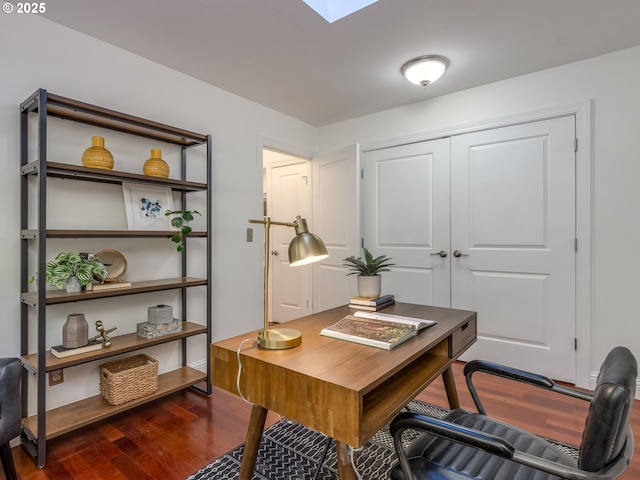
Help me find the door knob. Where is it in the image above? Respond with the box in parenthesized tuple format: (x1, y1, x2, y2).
(271, 250, 279, 256)
(453, 250, 469, 257)
(430, 250, 448, 258)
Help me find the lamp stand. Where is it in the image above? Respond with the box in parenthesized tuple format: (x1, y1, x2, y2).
(249, 216, 302, 349)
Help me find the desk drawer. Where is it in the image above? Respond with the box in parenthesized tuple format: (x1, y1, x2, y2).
(449, 317, 476, 357)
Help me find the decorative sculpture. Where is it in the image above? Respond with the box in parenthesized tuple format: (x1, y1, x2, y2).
(89, 320, 117, 348)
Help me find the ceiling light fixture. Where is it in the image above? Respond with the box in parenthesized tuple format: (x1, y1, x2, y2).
(401, 55, 449, 87)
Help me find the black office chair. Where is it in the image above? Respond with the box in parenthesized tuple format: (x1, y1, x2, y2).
(0, 358, 21, 480)
(389, 346, 636, 480)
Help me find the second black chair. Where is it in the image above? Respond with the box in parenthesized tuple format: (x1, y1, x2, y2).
(0, 358, 21, 480)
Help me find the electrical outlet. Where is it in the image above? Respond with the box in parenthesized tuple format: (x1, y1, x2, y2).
(49, 369, 64, 386)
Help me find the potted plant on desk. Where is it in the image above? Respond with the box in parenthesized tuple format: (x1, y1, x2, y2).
(343, 247, 394, 298)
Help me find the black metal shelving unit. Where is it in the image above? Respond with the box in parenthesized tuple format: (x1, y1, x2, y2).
(19, 89, 212, 467)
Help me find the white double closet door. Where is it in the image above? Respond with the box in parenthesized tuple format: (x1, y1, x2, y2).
(362, 116, 576, 381)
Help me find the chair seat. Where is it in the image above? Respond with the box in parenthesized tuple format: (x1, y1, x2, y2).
(390, 408, 577, 480)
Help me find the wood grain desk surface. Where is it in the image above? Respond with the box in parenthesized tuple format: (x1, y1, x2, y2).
(212, 303, 476, 447)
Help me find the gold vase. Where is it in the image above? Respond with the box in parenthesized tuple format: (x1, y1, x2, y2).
(82, 136, 114, 170)
(143, 149, 170, 178)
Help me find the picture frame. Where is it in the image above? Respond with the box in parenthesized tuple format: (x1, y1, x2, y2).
(122, 182, 174, 230)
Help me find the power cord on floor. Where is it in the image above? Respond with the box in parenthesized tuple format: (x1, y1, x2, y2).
(350, 445, 364, 480)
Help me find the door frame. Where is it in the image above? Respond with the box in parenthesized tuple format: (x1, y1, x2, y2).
(256, 137, 316, 322)
(360, 101, 592, 389)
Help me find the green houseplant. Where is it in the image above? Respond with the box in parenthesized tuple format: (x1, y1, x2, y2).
(165, 209, 201, 252)
(343, 247, 394, 297)
(42, 252, 108, 292)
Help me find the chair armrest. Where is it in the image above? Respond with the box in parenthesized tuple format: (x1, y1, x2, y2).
(389, 412, 632, 480)
(464, 360, 592, 414)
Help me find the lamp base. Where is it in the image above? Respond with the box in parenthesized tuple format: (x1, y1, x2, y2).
(258, 327, 302, 349)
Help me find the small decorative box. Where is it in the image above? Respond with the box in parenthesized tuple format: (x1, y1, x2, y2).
(137, 319, 181, 339)
(148, 304, 173, 324)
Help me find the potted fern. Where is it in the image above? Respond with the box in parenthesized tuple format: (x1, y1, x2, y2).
(42, 252, 108, 293)
(343, 247, 394, 297)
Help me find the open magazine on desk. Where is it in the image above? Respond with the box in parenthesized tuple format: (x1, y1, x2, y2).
(320, 310, 437, 350)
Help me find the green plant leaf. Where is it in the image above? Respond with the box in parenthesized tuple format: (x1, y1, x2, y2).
(342, 247, 394, 276)
(41, 252, 107, 288)
(165, 210, 202, 252)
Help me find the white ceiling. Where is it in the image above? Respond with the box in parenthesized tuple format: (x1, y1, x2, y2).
(44, 0, 640, 126)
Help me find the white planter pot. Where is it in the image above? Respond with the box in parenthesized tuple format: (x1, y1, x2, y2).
(65, 276, 81, 293)
(357, 275, 381, 298)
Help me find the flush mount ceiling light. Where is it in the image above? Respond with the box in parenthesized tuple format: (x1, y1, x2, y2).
(401, 55, 449, 87)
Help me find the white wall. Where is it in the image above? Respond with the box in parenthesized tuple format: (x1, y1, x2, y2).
(0, 15, 317, 410)
(318, 45, 640, 382)
(3, 13, 639, 409)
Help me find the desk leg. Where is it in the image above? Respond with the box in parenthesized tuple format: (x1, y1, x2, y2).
(239, 404, 268, 480)
(335, 441, 357, 480)
(442, 366, 460, 409)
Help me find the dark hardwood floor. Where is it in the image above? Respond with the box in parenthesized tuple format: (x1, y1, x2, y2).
(8, 362, 640, 479)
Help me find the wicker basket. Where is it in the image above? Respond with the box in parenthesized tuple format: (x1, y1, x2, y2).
(99, 354, 158, 406)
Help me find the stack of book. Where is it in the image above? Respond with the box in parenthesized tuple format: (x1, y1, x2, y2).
(348, 294, 395, 311)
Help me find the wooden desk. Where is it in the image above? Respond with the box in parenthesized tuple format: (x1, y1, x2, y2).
(211, 302, 476, 480)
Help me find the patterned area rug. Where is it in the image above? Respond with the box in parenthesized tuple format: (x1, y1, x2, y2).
(186, 400, 578, 480)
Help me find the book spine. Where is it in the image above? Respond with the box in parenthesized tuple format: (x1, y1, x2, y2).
(349, 300, 395, 311)
(350, 295, 394, 306)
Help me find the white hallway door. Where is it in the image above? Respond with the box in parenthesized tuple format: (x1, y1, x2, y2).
(362, 116, 576, 381)
(312, 145, 361, 312)
(268, 161, 313, 323)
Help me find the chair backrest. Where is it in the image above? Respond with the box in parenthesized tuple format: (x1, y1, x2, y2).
(579, 346, 637, 472)
(0, 358, 21, 445)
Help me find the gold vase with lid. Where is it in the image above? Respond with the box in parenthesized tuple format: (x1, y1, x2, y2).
(143, 149, 170, 178)
(82, 136, 114, 170)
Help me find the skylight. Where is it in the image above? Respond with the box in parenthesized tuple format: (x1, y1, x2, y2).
(301, 0, 379, 23)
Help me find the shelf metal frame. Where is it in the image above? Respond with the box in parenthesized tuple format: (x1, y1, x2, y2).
(19, 88, 212, 467)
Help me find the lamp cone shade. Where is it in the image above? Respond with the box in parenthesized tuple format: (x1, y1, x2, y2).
(289, 232, 328, 266)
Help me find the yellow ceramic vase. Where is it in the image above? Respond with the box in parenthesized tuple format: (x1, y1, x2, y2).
(143, 149, 170, 178)
(82, 136, 114, 170)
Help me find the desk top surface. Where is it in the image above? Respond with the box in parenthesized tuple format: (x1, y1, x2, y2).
(212, 302, 476, 395)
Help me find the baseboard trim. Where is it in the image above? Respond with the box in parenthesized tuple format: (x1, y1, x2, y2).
(189, 359, 207, 373)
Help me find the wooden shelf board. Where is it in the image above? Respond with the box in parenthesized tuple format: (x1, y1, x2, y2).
(21, 277, 207, 306)
(21, 161, 207, 192)
(22, 366, 207, 440)
(21, 90, 208, 146)
(21, 321, 207, 372)
(21, 229, 207, 239)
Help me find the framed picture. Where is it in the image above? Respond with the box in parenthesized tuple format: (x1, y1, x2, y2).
(122, 182, 174, 230)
